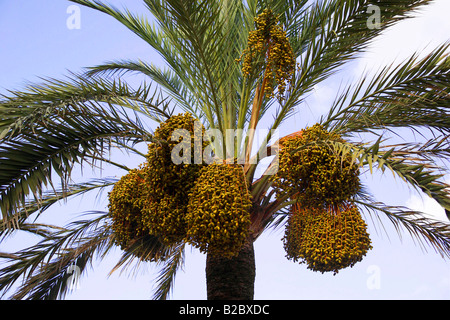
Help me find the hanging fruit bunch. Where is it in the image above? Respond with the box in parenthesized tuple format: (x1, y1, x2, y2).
(237, 8, 296, 101)
(283, 203, 372, 274)
(273, 124, 372, 274)
(142, 112, 210, 245)
(273, 124, 361, 206)
(108, 113, 255, 260)
(108, 113, 210, 260)
(108, 166, 154, 259)
(186, 163, 252, 259)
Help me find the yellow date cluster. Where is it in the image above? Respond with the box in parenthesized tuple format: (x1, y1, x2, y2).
(108, 167, 151, 255)
(108, 114, 253, 260)
(273, 124, 361, 207)
(142, 113, 208, 244)
(283, 204, 372, 274)
(273, 124, 372, 273)
(186, 163, 252, 259)
(108, 114, 206, 256)
(238, 8, 296, 101)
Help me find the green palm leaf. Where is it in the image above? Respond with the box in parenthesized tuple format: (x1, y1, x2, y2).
(0, 212, 113, 300)
(325, 138, 450, 211)
(0, 178, 118, 235)
(357, 200, 450, 258)
(0, 74, 171, 140)
(0, 75, 171, 223)
(0, 109, 145, 223)
(323, 43, 450, 135)
(269, 0, 435, 131)
(151, 242, 185, 300)
(85, 60, 202, 117)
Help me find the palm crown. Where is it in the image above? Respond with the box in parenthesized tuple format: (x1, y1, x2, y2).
(0, 0, 449, 300)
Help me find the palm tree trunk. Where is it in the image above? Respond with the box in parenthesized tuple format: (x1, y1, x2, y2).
(205, 238, 256, 300)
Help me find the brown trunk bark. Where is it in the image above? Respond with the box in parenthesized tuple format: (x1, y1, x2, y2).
(205, 238, 256, 300)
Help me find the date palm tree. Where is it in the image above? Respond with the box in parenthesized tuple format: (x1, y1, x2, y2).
(1, 0, 449, 300)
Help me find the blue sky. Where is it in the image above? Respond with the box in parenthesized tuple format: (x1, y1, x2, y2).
(0, 0, 449, 300)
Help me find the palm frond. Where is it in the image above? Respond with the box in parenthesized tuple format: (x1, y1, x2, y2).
(357, 200, 450, 259)
(107, 237, 186, 300)
(0, 212, 113, 300)
(0, 74, 167, 223)
(0, 223, 65, 241)
(108, 235, 179, 276)
(71, 0, 243, 132)
(0, 178, 117, 237)
(86, 60, 201, 116)
(0, 74, 171, 140)
(326, 138, 450, 214)
(323, 43, 450, 135)
(273, 0, 435, 132)
(0, 102, 149, 223)
(146, 0, 250, 132)
(152, 242, 185, 300)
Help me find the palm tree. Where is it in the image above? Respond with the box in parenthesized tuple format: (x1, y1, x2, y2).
(0, 0, 449, 300)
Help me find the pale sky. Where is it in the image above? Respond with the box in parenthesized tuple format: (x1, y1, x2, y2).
(0, 0, 449, 300)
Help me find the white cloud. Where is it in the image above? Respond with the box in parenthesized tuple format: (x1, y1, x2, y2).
(406, 194, 448, 222)
(355, 0, 450, 77)
(409, 275, 450, 299)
